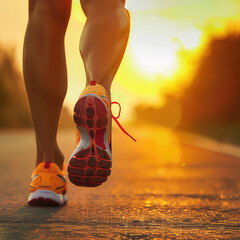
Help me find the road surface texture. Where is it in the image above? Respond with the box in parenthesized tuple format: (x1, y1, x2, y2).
(0, 126, 240, 239)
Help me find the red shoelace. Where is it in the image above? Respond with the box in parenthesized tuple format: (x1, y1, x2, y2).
(111, 101, 136, 142)
(89, 80, 136, 142)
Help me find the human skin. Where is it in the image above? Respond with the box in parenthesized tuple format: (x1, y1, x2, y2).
(23, 0, 130, 169)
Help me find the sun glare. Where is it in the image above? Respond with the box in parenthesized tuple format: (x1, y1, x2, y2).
(129, 14, 202, 77)
(130, 35, 178, 77)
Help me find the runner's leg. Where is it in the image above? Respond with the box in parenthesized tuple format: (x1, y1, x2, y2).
(79, 0, 130, 98)
(67, 0, 130, 186)
(23, 0, 72, 168)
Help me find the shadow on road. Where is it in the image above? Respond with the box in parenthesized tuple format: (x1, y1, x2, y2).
(1, 205, 62, 239)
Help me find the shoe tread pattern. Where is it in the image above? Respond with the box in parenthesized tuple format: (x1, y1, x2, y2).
(68, 95, 111, 187)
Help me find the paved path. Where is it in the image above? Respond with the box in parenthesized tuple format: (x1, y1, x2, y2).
(0, 127, 239, 239)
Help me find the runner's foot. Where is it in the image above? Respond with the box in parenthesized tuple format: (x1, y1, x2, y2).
(28, 162, 67, 206)
(68, 81, 112, 187)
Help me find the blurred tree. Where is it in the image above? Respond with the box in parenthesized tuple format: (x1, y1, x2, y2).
(0, 45, 73, 129)
(0, 45, 31, 128)
(179, 33, 240, 142)
(134, 33, 240, 144)
(180, 33, 240, 127)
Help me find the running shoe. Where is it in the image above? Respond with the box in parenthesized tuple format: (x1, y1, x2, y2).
(68, 80, 136, 187)
(68, 80, 112, 187)
(28, 162, 67, 206)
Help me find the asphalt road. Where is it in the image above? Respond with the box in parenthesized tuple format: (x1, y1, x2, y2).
(0, 126, 239, 239)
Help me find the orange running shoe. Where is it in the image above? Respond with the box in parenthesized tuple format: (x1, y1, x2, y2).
(68, 80, 136, 187)
(28, 162, 67, 206)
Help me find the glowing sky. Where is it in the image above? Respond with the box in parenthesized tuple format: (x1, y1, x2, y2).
(1, 0, 240, 120)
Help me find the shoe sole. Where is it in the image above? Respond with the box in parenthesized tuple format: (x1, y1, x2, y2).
(68, 94, 112, 187)
(28, 190, 67, 207)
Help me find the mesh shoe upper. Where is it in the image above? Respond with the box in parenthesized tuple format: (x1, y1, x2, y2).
(29, 162, 67, 195)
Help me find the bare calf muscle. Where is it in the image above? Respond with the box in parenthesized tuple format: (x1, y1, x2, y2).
(24, 0, 72, 169)
(80, 0, 130, 91)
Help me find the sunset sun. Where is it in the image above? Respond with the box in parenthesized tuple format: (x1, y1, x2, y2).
(129, 14, 202, 77)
